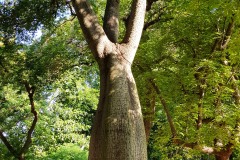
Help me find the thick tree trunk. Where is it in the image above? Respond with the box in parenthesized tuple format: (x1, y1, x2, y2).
(89, 54, 147, 160)
(71, 0, 146, 158)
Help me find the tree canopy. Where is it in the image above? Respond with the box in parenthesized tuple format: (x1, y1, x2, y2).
(0, 0, 240, 160)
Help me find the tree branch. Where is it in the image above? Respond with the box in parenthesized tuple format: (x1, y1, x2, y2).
(196, 79, 205, 130)
(211, 15, 235, 52)
(66, 1, 76, 16)
(0, 130, 17, 157)
(0, 82, 38, 159)
(56, 16, 76, 28)
(103, 0, 120, 42)
(20, 83, 38, 154)
(143, 5, 173, 30)
(220, 16, 235, 50)
(146, 0, 157, 11)
(71, 0, 113, 59)
(179, 38, 197, 57)
(122, 0, 146, 51)
(144, 17, 173, 30)
(173, 139, 233, 157)
(231, 75, 240, 105)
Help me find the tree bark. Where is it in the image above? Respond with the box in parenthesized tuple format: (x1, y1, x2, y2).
(89, 53, 147, 159)
(71, 0, 147, 158)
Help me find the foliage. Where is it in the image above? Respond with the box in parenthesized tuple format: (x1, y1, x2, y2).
(41, 143, 88, 160)
(1, 0, 240, 159)
(135, 0, 240, 159)
(0, 0, 68, 42)
(0, 16, 98, 159)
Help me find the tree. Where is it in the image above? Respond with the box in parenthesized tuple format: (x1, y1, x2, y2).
(0, 82, 37, 160)
(0, 16, 100, 159)
(134, 0, 240, 159)
(1, 0, 149, 159)
(70, 0, 148, 159)
(0, 35, 39, 159)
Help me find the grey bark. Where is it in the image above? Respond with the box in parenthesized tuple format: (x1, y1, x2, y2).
(90, 53, 147, 159)
(71, 0, 147, 159)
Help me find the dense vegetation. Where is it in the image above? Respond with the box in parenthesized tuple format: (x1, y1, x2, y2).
(0, 0, 239, 159)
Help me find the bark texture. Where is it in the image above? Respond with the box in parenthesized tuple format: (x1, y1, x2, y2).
(90, 53, 147, 159)
(71, 0, 147, 159)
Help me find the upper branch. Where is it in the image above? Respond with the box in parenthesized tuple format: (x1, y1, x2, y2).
(146, 0, 157, 11)
(220, 16, 235, 50)
(211, 16, 235, 52)
(123, 0, 146, 50)
(103, 0, 120, 43)
(71, 0, 112, 59)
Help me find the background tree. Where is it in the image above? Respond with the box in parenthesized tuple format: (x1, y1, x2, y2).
(134, 0, 240, 159)
(0, 17, 97, 159)
(1, 0, 240, 160)
(2, 0, 149, 158)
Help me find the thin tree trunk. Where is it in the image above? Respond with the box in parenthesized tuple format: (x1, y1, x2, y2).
(149, 80, 177, 138)
(143, 91, 155, 143)
(89, 54, 147, 160)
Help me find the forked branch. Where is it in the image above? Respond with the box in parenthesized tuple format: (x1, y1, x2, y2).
(71, 0, 112, 59)
(0, 82, 38, 159)
(212, 15, 235, 52)
(20, 83, 38, 154)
